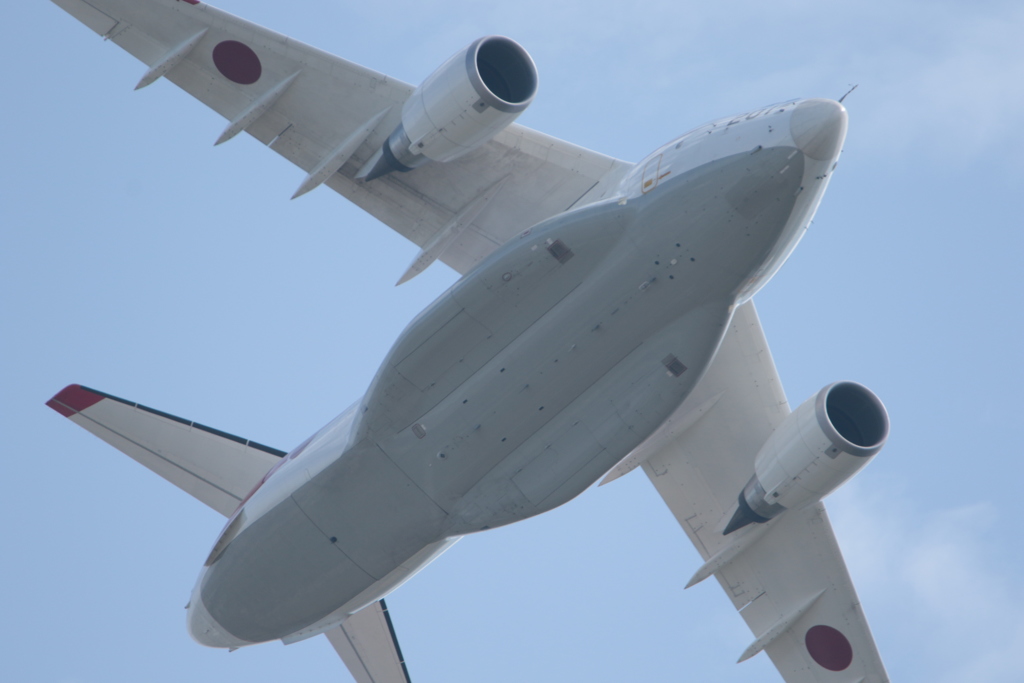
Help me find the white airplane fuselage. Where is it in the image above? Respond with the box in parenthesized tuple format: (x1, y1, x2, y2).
(187, 98, 848, 648)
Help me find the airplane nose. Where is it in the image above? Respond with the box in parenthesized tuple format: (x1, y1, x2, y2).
(789, 99, 848, 161)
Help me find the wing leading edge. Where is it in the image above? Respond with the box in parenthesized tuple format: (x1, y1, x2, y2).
(625, 302, 889, 682)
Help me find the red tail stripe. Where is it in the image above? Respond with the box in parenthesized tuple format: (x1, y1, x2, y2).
(46, 384, 105, 417)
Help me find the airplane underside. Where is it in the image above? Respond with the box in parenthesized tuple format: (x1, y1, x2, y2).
(195, 144, 807, 645)
(47, 3, 893, 679)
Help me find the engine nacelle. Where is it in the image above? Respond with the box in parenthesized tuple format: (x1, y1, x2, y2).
(363, 36, 538, 180)
(724, 381, 889, 534)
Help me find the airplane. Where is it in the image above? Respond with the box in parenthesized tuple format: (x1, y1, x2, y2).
(46, 1, 891, 681)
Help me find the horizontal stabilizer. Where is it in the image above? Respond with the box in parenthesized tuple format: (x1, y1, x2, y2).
(325, 599, 412, 683)
(47, 384, 284, 516)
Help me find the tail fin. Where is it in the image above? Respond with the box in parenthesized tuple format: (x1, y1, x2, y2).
(47, 385, 285, 516)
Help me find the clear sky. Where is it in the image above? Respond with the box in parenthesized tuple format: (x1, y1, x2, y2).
(3, 0, 1023, 681)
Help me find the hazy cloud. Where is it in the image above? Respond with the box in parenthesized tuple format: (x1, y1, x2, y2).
(830, 480, 1024, 682)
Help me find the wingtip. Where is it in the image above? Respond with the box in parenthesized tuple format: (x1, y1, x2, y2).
(46, 384, 104, 417)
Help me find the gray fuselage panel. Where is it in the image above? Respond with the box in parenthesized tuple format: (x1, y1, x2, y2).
(201, 497, 374, 644)
(200, 146, 805, 643)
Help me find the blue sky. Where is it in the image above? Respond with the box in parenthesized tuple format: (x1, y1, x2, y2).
(3, 0, 1023, 681)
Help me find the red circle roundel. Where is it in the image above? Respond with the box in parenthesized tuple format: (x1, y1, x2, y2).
(213, 40, 262, 85)
(805, 625, 853, 671)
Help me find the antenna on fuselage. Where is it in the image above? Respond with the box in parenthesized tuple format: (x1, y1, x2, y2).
(838, 84, 859, 104)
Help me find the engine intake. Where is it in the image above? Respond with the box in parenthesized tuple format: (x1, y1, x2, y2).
(724, 381, 889, 534)
(363, 36, 538, 180)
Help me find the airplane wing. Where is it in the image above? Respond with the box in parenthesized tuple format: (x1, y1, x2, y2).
(325, 600, 411, 683)
(607, 302, 889, 682)
(46, 384, 283, 517)
(50, 0, 630, 279)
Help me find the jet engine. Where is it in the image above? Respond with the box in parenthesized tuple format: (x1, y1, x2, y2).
(362, 36, 538, 180)
(724, 381, 889, 534)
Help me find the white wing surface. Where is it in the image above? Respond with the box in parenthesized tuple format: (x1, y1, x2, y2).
(621, 302, 889, 682)
(51, 0, 630, 276)
(325, 600, 411, 683)
(46, 384, 283, 517)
